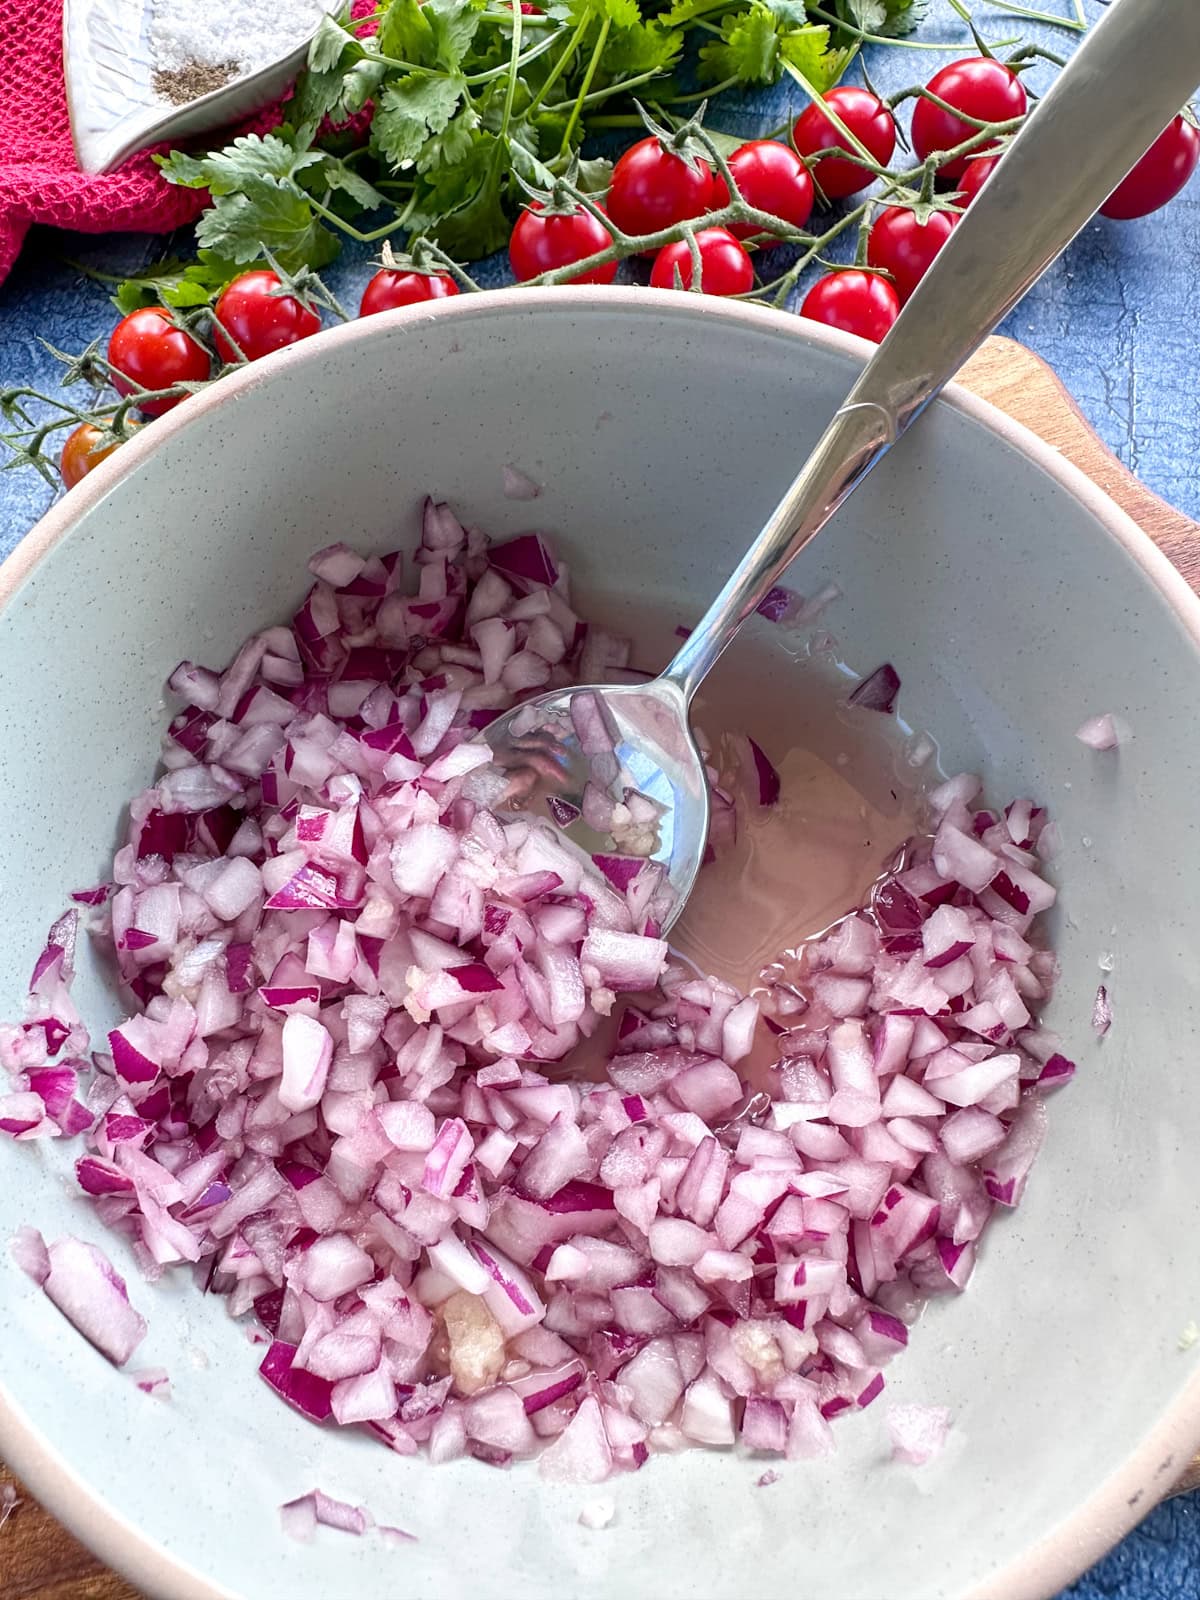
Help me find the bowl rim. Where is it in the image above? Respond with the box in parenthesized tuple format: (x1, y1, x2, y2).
(3, 285, 1199, 1600)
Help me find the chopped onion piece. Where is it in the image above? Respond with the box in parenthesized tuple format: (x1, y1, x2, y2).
(38, 1235, 148, 1367)
(848, 663, 900, 713)
(1092, 984, 1112, 1036)
(1075, 712, 1122, 750)
(887, 1403, 952, 1465)
(502, 465, 542, 501)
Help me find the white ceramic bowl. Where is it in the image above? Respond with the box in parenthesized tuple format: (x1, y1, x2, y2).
(3, 291, 1200, 1600)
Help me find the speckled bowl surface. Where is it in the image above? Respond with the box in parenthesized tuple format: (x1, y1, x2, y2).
(2, 290, 1200, 1600)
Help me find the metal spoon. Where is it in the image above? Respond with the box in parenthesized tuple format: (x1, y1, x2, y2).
(481, 0, 1200, 932)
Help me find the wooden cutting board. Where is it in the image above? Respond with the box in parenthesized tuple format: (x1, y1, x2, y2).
(1, 334, 1198, 1600)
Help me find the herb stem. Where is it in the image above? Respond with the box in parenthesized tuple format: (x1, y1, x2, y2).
(579, 66, 692, 110)
(784, 61, 878, 168)
(307, 197, 413, 243)
(497, 0, 524, 142)
(526, 13, 591, 114)
(977, 0, 1085, 30)
(462, 32, 560, 84)
(559, 15, 611, 155)
(807, 3, 1006, 49)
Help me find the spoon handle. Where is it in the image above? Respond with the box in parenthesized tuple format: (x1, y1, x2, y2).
(664, 0, 1200, 704)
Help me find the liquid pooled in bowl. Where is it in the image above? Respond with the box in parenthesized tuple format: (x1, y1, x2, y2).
(681, 670, 921, 995)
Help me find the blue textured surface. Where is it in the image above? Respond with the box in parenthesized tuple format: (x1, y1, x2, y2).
(1, 3, 1198, 1593)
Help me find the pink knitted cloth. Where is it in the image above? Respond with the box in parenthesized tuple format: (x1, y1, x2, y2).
(0, 0, 210, 283)
(0, 0, 377, 285)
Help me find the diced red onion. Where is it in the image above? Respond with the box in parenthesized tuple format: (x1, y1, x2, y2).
(10, 1225, 51, 1284)
(502, 465, 541, 501)
(0, 513, 1070, 1488)
(887, 1403, 951, 1465)
(847, 663, 900, 713)
(1075, 712, 1122, 751)
(1092, 984, 1112, 1036)
(36, 1234, 148, 1367)
(747, 739, 780, 807)
(489, 534, 558, 589)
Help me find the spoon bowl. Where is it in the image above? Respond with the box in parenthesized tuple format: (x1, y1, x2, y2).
(477, 677, 707, 934)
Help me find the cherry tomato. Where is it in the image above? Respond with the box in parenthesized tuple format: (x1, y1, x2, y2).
(911, 58, 1027, 180)
(606, 137, 720, 242)
(724, 141, 814, 239)
(59, 421, 139, 489)
(792, 87, 896, 201)
(1101, 114, 1200, 219)
(649, 228, 754, 295)
(360, 269, 460, 315)
(866, 205, 956, 304)
(213, 271, 322, 363)
(800, 270, 899, 343)
(106, 309, 211, 417)
(508, 203, 618, 284)
(954, 155, 998, 206)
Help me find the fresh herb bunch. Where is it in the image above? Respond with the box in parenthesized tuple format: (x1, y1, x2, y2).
(1, 79, 1031, 488)
(12, 2, 1162, 490)
(125, 0, 922, 300)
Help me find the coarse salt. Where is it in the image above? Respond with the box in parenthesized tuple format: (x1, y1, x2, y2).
(149, 0, 328, 96)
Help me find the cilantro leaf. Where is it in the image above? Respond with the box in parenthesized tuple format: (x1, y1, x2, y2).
(697, 127, 747, 159)
(699, 6, 843, 89)
(193, 179, 338, 270)
(293, 56, 387, 141)
(155, 150, 213, 189)
(158, 133, 323, 196)
(755, 0, 816, 23)
(599, 18, 682, 77)
(574, 156, 614, 194)
(425, 0, 486, 71)
(564, 0, 643, 27)
(509, 135, 555, 190)
(113, 254, 246, 312)
(436, 171, 511, 257)
(109, 259, 203, 313)
(845, 0, 887, 27)
(372, 74, 466, 167)
(875, 0, 924, 37)
(308, 11, 363, 72)
(660, 0, 720, 27)
(410, 131, 512, 257)
(415, 107, 482, 174)
(378, 0, 436, 62)
(318, 158, 390, 210)
(780, 23, 846, 89)
(836, 0, 923, 37)
(698, 4, 781, 84)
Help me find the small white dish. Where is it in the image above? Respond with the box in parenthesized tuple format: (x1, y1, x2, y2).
(63, 0, 337, 175)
